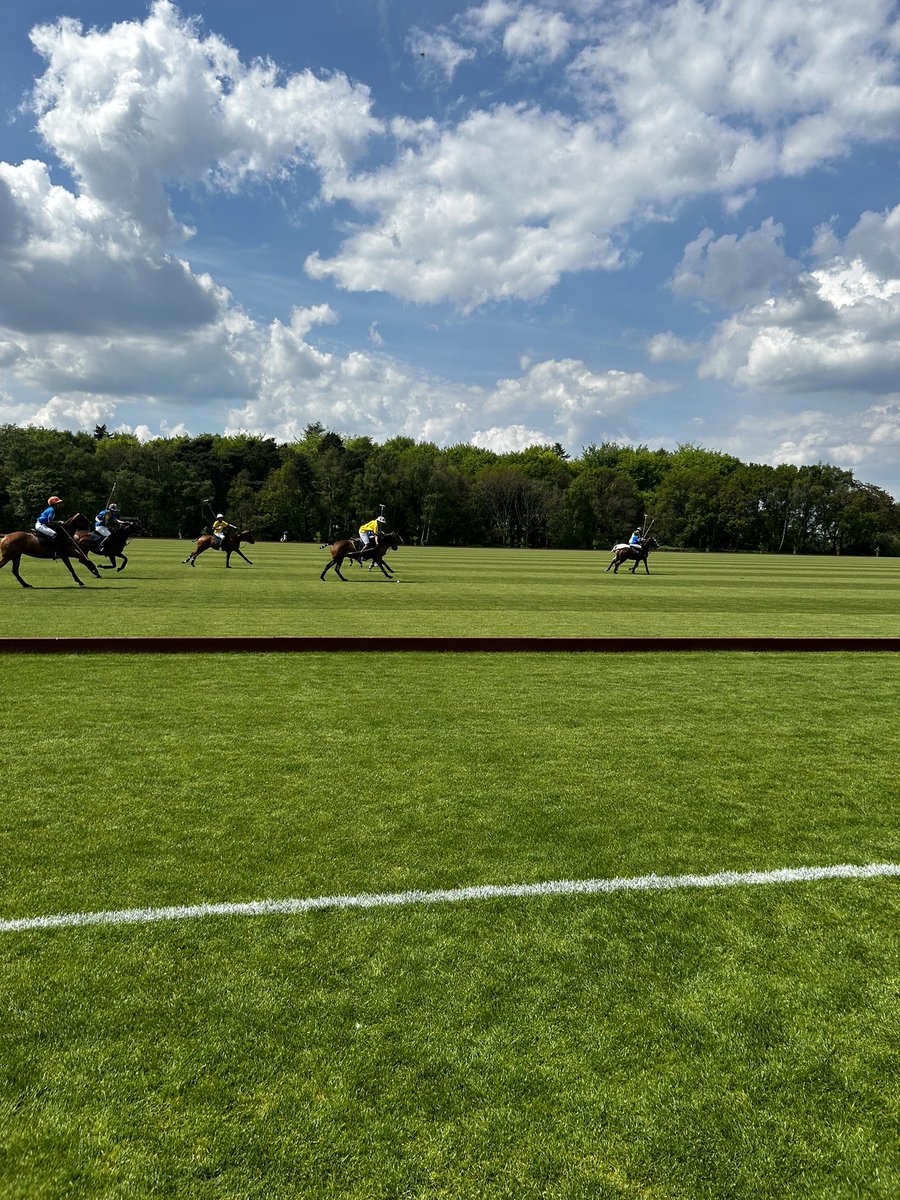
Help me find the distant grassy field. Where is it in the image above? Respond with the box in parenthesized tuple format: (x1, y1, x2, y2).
(1, 538, 898, 638)
(2, 652, 899, 1198)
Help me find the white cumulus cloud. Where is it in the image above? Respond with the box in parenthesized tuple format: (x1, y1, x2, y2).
(669, 219, 796, 309)
(309, 0, 900, 307)
(701, 206, 900, 394)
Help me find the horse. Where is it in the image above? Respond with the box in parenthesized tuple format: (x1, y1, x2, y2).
(182, 528, 255, 568)
(0, 513, 103, 588)
(73, 519, 141, 573)
(320, 531, 403, 581)
(605, 536, 659, 575)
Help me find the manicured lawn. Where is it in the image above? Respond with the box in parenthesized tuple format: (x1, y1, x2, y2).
(2, 652, 898, 1197)
(0, 540, 898, 638)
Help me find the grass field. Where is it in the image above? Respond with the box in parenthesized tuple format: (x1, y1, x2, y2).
(2, 631, 899, 1197)
(1, 538, 899, 638)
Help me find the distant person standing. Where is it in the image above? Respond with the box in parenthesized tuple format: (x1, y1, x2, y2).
(280, 530, 288, 543)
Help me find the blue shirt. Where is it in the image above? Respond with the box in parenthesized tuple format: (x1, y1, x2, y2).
(96, 509, 115, 528)
(38, 506, 57, 524)
(629, 532, 642, 545)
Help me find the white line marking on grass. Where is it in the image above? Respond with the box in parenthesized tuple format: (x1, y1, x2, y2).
(2, 863, 898, 935)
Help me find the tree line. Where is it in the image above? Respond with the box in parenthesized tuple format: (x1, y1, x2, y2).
(1, 421, 898, 555)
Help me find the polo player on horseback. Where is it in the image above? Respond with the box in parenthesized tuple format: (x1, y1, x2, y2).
(94, 502, 122, 554)
(357, 514, 385, 556)
(35, 496, 64, 549)
(212, 514, 236, 550)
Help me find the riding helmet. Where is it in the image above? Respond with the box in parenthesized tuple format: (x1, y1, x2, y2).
(48, 495, 63, 505)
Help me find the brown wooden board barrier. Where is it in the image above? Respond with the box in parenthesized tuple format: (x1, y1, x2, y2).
(1, 637, 899, 654)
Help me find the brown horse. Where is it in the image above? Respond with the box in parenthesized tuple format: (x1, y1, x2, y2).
(0, 514, 103, 588)
(606, 536, 658, 575)
(73, 519, 141, 572)
(183, 528, 255, 567)
(320, 531, 402, 581)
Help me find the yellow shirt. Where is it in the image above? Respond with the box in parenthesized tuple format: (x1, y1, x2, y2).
(359, 519, 380, 535)
(213, 519, 229, 535)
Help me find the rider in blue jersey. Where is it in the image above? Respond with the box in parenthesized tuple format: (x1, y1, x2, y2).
(94, 503, 121, 552)
(35, 496, 63, 543)
(629, 528, 643, 546)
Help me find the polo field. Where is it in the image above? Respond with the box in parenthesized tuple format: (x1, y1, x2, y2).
(2, 544, 898, 1198)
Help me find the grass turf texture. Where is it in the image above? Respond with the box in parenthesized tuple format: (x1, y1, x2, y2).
(2, 652, 899, 1198)
(1, 541, 899, 639)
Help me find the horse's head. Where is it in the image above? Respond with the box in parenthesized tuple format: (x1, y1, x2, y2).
(386, 531, 403, 548)
(241, 530, 255, 544)
(66, 512, 90, 532)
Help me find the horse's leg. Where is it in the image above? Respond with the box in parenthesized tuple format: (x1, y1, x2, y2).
(334, 554, 347, 581)
(605, 558, 615, 573)
(61, 554, 86, 587)
(115, 552, 127, 572)
(233, 549, 253, 564)
(77, 550, 101, 580)
(374, 558, 392, 578)
(320, 558, 335, 580)
(5, 553, 31, 588)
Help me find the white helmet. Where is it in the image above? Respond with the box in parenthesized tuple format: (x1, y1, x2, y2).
(216, 513, 224, 519)
(376, 515, 386, 523)
(109, 503, 119, 511)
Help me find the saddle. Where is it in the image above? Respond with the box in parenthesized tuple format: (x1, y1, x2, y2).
(35, 532, 65, 558)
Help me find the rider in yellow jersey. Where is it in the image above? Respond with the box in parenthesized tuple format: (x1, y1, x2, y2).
(358, 515, 385, 555)
(212, 514, 235, 549)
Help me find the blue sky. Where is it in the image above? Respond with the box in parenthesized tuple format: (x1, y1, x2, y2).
(1, 0, 900, 494)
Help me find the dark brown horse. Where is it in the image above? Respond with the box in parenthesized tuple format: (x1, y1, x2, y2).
(183, 528, 255, 567)
(0, 514, 102, 588)
(73, 519, 141, 572)
(320, 531, 402, 581)
(605, 536, 658, 575)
